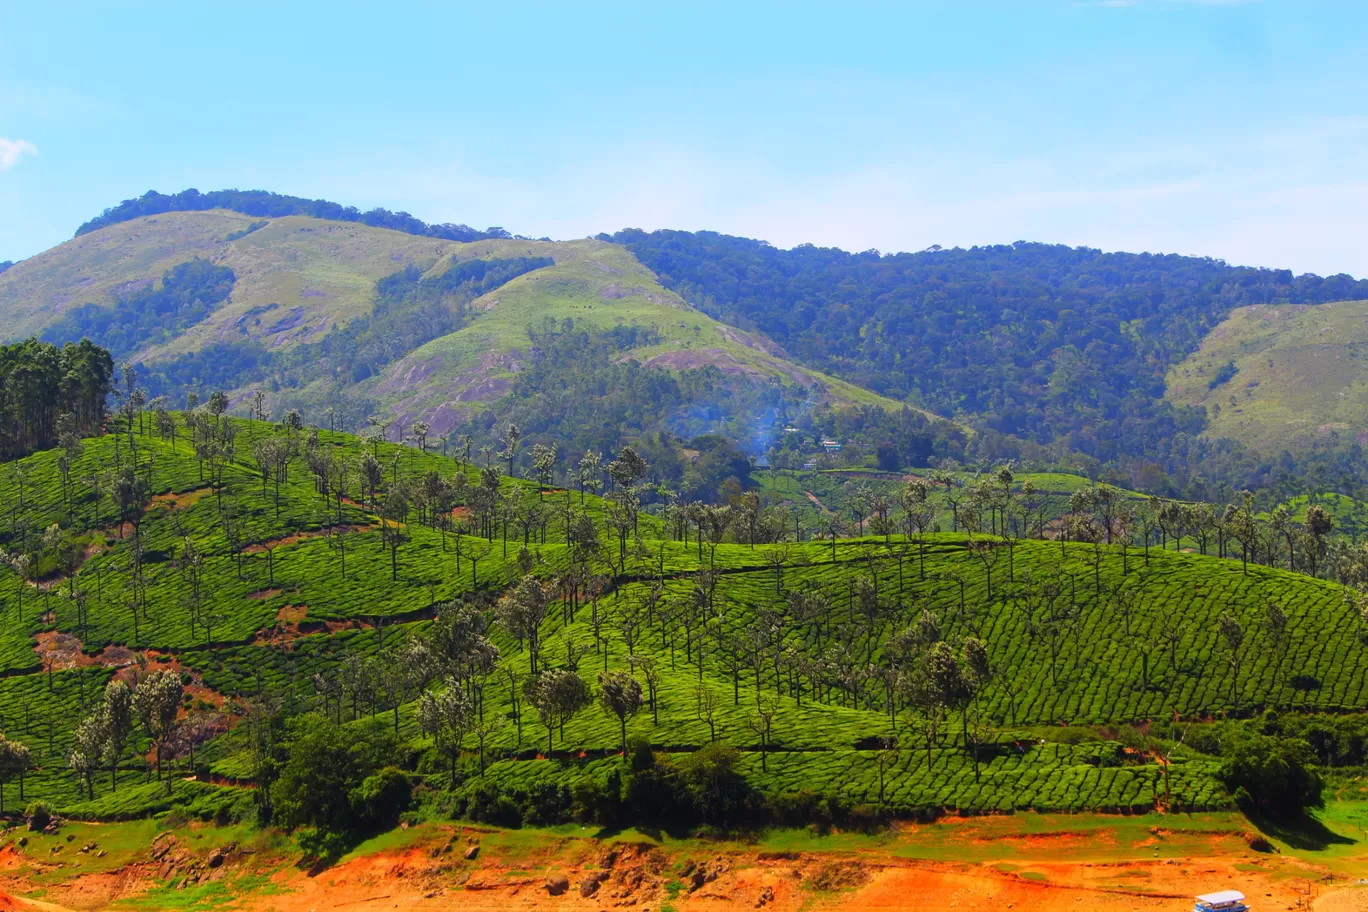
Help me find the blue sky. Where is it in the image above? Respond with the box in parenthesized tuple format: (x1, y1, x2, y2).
(2, 1, 1366, 275)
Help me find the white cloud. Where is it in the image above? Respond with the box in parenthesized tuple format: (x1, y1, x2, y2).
(0, 138, 38, 170)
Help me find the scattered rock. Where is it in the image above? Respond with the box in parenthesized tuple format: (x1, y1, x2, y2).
(757, 885, 775, 907)
(17, 836, 27, 847)
(580, 871, 608, 897)
(688, 859, 729, 892)
(545, 874, 570, 895)
(464, 844, 480, 860)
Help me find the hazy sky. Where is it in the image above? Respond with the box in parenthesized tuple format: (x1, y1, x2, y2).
(3, 1, 1366, 275)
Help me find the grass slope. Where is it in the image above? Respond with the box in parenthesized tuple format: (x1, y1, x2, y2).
(0, 211, 454, 351)
(1166, 299, 1368, 451)
(0, 418, 1362, 821)
(0, 214, 924, 431)
(363, 238, 912, 429)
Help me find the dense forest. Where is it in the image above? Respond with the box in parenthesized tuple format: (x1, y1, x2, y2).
(610, 231, 1368, 486)
(443, 320, 970, 501)
(0, 337, 113, 459)
(75, 188, 524, 243)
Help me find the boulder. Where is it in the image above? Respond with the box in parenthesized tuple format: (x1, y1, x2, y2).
(545, 874, 569, 895)
(580, 871, 608, 897)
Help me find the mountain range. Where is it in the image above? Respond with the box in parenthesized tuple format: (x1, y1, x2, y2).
(3, 189, 1367, 499)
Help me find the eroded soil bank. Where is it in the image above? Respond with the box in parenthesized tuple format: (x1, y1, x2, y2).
(0, 811, 1364, 912)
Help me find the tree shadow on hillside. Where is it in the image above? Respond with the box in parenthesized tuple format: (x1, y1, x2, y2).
(1246, 808, 1356, 852)
(590, 823, 695, 842)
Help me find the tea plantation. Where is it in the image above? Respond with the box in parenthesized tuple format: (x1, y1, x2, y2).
(0, 412, 1361, 834)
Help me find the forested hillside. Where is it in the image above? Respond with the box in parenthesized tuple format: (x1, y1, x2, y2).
(611, 230, 1368, 488)
(7, 191, 1368, 507)
(0, 204, 963, 493)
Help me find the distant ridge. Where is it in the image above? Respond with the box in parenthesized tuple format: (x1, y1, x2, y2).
(75, 188, 521, 244)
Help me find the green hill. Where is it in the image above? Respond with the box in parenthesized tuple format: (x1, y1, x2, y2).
(0, 210, 454, 348)
(0, 212, 935, 446)
(0, 413, 1361, 828)
(1166, 300, 1368, 452)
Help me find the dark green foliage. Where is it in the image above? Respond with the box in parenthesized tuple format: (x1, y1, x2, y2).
(1209, 360, 1239, 390)
(23, 800, 52, 829)
(0, 338, 113, 458)
(457, 321, 773, 493)
(1272, 714, 1368, 767)
(612, 229, 1368, 484)
(349, 766, 413, 828)
(43, 259, 235, 359)
(76, 188, 514, 242)
(675, 742, 753, 824)
(302, 257, 553, 384)
(224, 220, 268, 242)
(1217, 728, 1322, 815)
(267, 715, 404, 843)
(141, 257, 552, 403)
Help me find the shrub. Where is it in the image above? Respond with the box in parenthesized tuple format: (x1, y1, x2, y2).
(1218, 731, 1322, 815)
(24, 801, 52, 830)
(296, 825, 349, 861)
(349, 767, 412, 828)
(463, 781, 522, 828)
(845, 804, 888, 833)
(676, 743, 753, 825)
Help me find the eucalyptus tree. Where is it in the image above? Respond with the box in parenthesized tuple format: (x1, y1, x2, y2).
(500, 423, 522, 477)
(523, 668, 591, 753)
(134, 670, 184, 793)
(380, 483, 411, 580)
(410, 420, 431, 453)
(99, 679, 135, 791)
(577, 450, 602, 502)
(69, 712, 106, 800)
(496, 577, 551, 674)
(597, 670, 643, 759)
(427, 600, 500, 704)
(418, 680, 474, 787)
(0, 735, 31, 810)
(531, 443, 557, 498)
(627, 654, 663, 724)
(900, 480, 936, 580)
